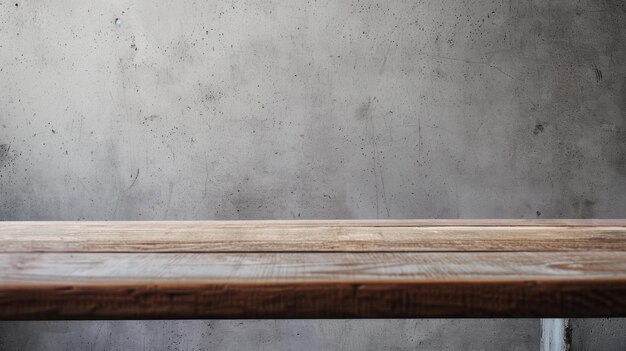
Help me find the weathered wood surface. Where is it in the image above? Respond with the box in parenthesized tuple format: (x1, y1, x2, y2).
(3, 252, 626, 282)
(1, 221, 625, 252)
(0, 220, 625, 319)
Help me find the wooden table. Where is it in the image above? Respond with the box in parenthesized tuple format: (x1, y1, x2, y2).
(0, 220, 625, 320)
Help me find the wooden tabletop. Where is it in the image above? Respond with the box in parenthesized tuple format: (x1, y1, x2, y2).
(0, 220, 625, 319)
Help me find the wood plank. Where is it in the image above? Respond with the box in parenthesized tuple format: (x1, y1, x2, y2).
(4, 220, 626, 230)
(2, 280, 625, 319)
(1, 221, 625, 319)
(0, 252, 625, 319)
(1, 221, 625, 252)
(2, 252, 625, 282)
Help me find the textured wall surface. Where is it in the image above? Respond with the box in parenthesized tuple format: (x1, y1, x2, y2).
(0, 0, 624, 350)
(0, 320, 538, 351)
(570, 319, 626, 351)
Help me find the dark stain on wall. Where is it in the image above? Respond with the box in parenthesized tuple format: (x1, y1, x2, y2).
(572, 198, 596, 219)
(0, 144, 12, 168)
(355, 99, 372, 121)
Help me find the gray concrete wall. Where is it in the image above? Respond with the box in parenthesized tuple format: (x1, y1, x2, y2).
(0, 0, 624, 350)
(570, 319, 626, 351)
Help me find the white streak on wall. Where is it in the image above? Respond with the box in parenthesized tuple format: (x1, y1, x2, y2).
(541, 319, 570, 351)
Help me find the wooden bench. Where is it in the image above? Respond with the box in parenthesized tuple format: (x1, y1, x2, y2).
(0, 220, 625, 320)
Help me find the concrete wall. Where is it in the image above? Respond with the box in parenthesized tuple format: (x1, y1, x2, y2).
(570, 319, 626, 351)
(0, 0, 624, 350)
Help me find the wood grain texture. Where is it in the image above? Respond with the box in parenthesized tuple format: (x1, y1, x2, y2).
(2, 280, 625, 319)
(2, 252, 625, 283)
(1, 221, 625, 252)
(0, 220, 625, 319)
